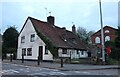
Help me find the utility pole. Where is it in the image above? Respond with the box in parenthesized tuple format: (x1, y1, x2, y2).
(99, 0, 105, 64)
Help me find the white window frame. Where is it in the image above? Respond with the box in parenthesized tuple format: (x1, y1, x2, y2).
(105, 36, 110, 42)
(30, 34, 35, 42)
(22, 48, 26, 56)
(105, 30, 110, 33)
(95, 37, 100, 44)
(45, 46, 48, 54)
(27, 48, 32, 56)
(21, 36, 25, 43)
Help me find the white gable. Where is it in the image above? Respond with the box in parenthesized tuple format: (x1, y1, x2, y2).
(17, 19, 53, 60)
(18, 19, 45, 47)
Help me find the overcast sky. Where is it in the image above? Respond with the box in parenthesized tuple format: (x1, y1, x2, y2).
(0, 0, 119, 33)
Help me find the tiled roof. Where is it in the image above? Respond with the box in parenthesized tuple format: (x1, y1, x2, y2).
(29, 17, 87, 50)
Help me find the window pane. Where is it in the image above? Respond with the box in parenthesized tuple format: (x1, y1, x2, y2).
(22, 48, 26, 56)
(105, 30, 109, 33)
(105, 36, 110, 42)
(21, 36, 25, 43)
(76, 50, 79, 54)
(95, 37, 100, 43)
(45, 46, 48, 54)
(30, 34, 35, 42)
(62, 49, 67, 54)
(27, 48, 32, 56)
(81, 51, 84, 55)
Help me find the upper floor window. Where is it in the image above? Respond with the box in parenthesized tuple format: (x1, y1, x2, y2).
(21, 36, 25, 43)
(30, 34, 35, 42)
(27, 48, 32, 56)
(95, 37, 100, 44)
(105, 30, 110, 33)
(105, 36, 110, 42)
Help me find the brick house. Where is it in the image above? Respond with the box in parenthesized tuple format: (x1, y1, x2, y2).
(17, 16, 88, 61)
(91, 26, 117, 49)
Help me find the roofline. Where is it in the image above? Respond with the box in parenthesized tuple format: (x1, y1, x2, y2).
(18, 17, 29, 37)
(91, 25, 118, 37)
(58, 47, 87, 51)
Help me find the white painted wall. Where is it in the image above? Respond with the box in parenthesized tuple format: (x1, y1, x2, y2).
(17, 19, 53, 60)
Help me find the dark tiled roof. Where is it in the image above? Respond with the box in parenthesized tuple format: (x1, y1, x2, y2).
(29, 17, 87, 50)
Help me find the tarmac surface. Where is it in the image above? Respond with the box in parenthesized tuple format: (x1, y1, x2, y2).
(2, 59, 120, 71)
(1, 59, 120, 77)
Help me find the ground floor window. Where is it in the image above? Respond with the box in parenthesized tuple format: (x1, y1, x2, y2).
(81, 51, 84, 55)
(27, 48, 32, 56)
(45, 46, 48, 54)
(62, 48, 67, 54)
(22, 48, 26, 56)
(76, 50, 79, 54)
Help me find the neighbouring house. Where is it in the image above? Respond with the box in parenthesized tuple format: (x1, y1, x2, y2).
(91, 26, 117, 49)
(17, 16, 88, 61)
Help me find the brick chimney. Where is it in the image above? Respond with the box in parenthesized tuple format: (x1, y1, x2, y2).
(72, 25, 76, 34)
(47, 16, 55, 25)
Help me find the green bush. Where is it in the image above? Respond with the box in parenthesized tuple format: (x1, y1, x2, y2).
(110, 48, 120, 61)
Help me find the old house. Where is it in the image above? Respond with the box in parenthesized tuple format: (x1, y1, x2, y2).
(17, 16, 88, 61)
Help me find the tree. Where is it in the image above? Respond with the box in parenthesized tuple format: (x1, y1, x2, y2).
(105, 26, 120, 61)
(2, 26, 19, 57)
(77, 26, 94, 44)
(115, 26, 120, 48)
(111, 26, 120, 60)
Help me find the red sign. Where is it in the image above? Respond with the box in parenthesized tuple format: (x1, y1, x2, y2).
(107, 47, 111, 55)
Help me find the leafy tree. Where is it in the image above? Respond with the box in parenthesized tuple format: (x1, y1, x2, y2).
(77, 26, 94, 44)
(115, 26, 120, 48)
(2, 26, 19, 57)
(105, 26, 120, 61)
(111, 26, 120, 60)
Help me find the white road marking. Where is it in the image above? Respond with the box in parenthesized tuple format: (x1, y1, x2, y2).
(74, 71, 90, 74)
(2, 69, 20, 74)
(83, 72, 90, 74)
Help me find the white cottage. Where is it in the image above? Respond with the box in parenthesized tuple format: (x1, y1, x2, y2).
(17, 16, 88, 61)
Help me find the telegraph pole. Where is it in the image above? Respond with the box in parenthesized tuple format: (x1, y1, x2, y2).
(99, 0, 105, 64)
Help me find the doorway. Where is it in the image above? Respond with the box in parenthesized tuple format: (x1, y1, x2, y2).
(38, 46, 43, 60)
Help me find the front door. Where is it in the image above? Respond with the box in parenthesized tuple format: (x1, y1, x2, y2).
(38, 46, 43, 60)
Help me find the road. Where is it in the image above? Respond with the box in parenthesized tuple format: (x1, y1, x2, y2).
(2, 63, 120, 77)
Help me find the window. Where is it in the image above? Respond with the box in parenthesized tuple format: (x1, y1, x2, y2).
(21, 36, 25, 43)
(76, 50, 79, 54)
(62, 48, 67, 54)
(45, 46, 48, 54)
(22, 48, 26, 56)
(27, 48, 32, 56)
(105, 30, 110, 33)
(95, 37, 100, 43)
(81, 51, 84, 55)
(105, 36, 110, 42)
(30, 34, 35, 42)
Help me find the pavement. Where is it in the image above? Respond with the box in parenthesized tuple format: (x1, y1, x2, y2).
(2, 59, 120, 71)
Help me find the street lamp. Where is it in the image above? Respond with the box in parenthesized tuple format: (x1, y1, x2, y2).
(99, 0, 105, 64)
